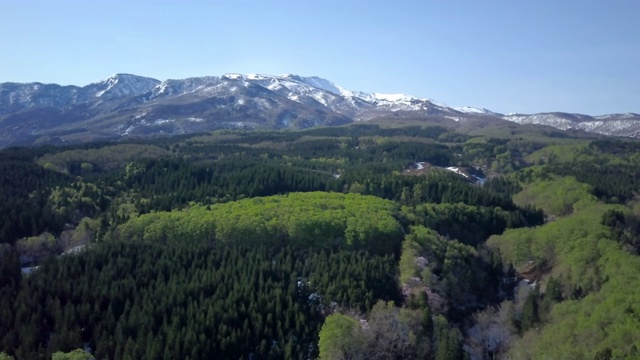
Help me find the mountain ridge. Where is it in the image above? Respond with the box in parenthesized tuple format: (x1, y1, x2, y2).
(0, 73, 638, 147)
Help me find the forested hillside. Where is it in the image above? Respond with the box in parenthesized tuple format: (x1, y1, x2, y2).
(1, 123, 639, 359)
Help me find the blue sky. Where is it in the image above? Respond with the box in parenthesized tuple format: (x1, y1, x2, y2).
(1, 0, 639, 115)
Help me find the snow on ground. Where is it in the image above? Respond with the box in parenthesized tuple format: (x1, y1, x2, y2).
(446, 166, 469, 178)
(246, 73, 277, 81)
(408, 162, 486, 184)
(310, 92, 332, 106)
(253, 98, 273, 110)
(122, 125, 135, 135)
(287, 94, 300, 102)
(267, 79, 306, 93)
(223, 73, 244, 80)
(453, 106, 492, 114)
(503, 114, 575, 130)
(373, 93, 415, 102)
(595, 113, 639, 120)
(299, 76, 343, 96)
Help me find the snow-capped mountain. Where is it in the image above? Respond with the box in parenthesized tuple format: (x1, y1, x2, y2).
(454, 106, 495, 115)
(0, 74, 159, 115)
(504, 112, 640, 137)
(88, 74, 160, 100)
(0, 72, 638, 147)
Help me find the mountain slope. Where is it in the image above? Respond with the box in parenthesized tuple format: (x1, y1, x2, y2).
(0, 73, 638, 147)
(0, 74, 159, 114)
(505, 112, 640, 137)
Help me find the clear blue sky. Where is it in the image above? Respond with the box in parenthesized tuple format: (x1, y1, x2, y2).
(1, 0, 639, 115)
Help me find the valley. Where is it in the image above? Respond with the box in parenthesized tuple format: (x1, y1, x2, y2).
(1, 122, 639, 359)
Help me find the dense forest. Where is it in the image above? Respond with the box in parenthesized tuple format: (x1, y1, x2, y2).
(1, 123, 639, 359)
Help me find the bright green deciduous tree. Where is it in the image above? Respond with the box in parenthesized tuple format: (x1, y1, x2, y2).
(318, 313, 364, 360)
(51, 349, 92, 360)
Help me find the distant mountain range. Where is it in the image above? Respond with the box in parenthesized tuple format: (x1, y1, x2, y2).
(1, 73, 638, 147)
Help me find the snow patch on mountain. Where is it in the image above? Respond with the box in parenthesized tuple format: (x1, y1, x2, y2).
(372, 93, 415, 102)
(500, 112, 640, 137)
(223, 73, 244, 80)
(2, 72, 640, 145)
(575, 119, 640, 136)
(298, 76, 344, 96)
(122, 125, 135, 135)
(503, 114, 576, 130)
(595, 113, 640, 120)
(91, 74, 159, 99)
(454, 106, 494, 114)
